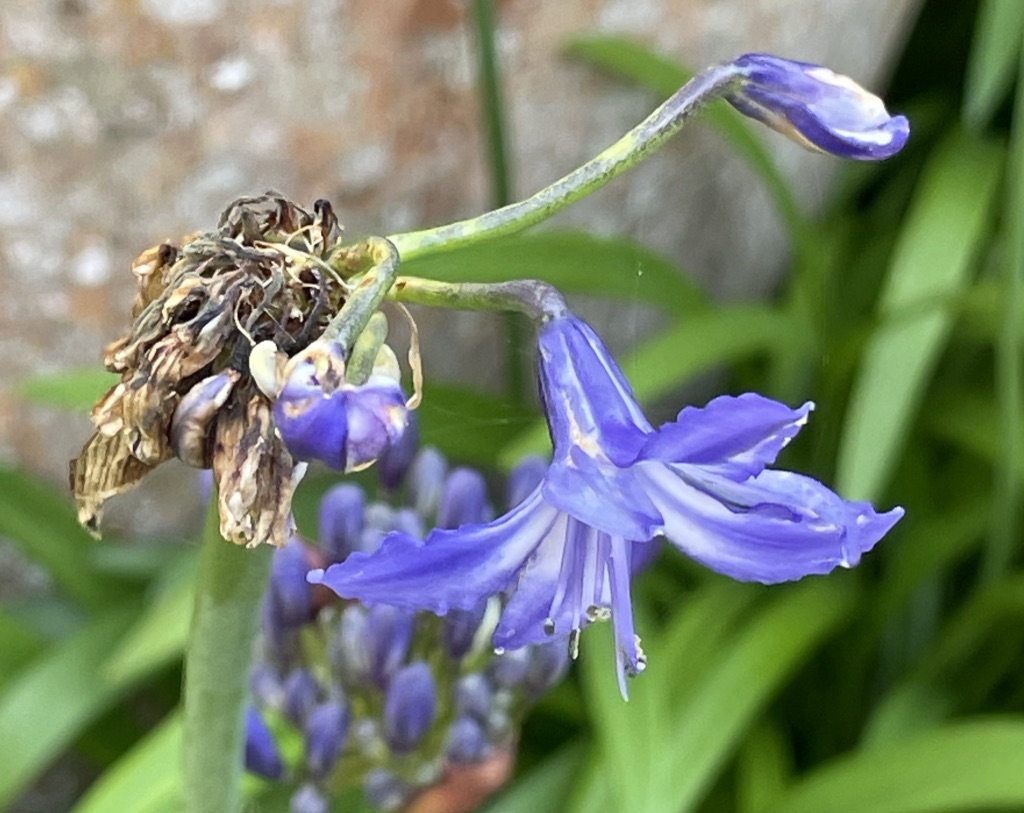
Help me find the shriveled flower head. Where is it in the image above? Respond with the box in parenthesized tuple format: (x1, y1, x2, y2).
(315, 311, 903, 697)
(726, 54, 910, 160)
(69, 193, 382, 547)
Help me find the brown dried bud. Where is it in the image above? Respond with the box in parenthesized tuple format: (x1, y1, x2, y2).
(70, 193, 351, 546)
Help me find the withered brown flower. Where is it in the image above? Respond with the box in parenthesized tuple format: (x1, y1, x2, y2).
(70, 193, 370, 547)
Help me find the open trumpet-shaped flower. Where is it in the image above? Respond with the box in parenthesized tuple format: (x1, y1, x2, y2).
(312, 313, 902, 698)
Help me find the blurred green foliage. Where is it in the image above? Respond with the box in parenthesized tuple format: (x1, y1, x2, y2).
(4, 0, 1024, 810)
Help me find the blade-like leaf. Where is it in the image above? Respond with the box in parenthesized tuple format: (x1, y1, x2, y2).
(103, 551, 198, 685)
(836, 132, 1004, 501)
(18, 368, 118, 412)
(483, 743, 586, 813)
(771, 720, 1024, 813)
(963, 0, 1024, 128)
(0, 467, 122, 611)
(0, 609, 135, 809)
(579, 580, 854, 813)
(71, 713, 183, 813)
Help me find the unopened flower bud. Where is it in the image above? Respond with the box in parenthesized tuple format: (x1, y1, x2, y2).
(317, 483, 366, 564)
(383, 662, 437, 753)
(436, 468, 492, 529)
(407, 447, 448, 518)
(446, 715, 491, 764)
(488, 647, 532, 690)
(726, 54, 910, 160)
(367, 604, 415, 687)
(244, 706, 284, 780)
(268, 539, 314, 628)
(454, 673, 492, 721)
(525, 640, 571, 698)
(364, 768, 414, 812)
(443, 600, 487, 660)
(305, 700, 349, 780)
(250, 662, 284, 709)
(505, 455, 547, 510)
(328, 605, 372, 689)
(290, 784, 329, 813)
(170, 371, 239, 467)
(377, 412, 420, 491)
(283, 668, 320, 726)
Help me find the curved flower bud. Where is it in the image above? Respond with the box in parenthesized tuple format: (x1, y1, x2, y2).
(283, 668, 320, 726)
(376, 412, 420, 491)
(446, 715, 491, 764)
(267, 538, 314, 628)
(290, 784, 329, 813)
(443, 600, 488, 660)
(304, 700, 349, 780)
(407, 447, 449, 518)
(726, 54, 909, 160)
(317, 483, 367, 564)
(244, 706, 285, 780)
(169, 370, 240, 467)
(364, 768, 414, 812)
(273, 340, 408, 472)
(436, 468, 492, 529)
(383, 661, 437, 753)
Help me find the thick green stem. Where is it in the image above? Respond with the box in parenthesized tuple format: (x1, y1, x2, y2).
(183, 499, 272, 813)
(389, 275, 568, 322)
(388, 63, 742, 261)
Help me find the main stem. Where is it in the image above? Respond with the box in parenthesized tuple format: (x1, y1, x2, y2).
(183, 499, 272, 813)
(388, 63, 742, 261)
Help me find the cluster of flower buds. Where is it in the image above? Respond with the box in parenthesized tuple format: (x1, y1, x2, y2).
(245, 433, 570, 812)
(69, 194, 411, 548)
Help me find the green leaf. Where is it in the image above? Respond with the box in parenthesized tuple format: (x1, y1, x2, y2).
(103, 551, 197, 685)
(0, 610, 47, 690)
(963, 0, 1024, 128)
(836, 132, 1004, 501)
(401, 231, 707, 315)
(579, 580, 854, 813)
(499, 305, 795, 467)
(770, 720, 1024, 813)
(0, 609, 136, 809)
(71, 713, 183, 813)
(18, 367, 117, 412)
(0, 467, 122, 612)
(924, 391, 1024, 480)
(563, 36, 811, 258)
(483, 743, 587, 813)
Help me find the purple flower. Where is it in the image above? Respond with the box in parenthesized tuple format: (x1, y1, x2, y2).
(244, 705, 284, 780)
(310, 313, 903, 697)
(726, 54, 909, 160)
(273, 340, 408, 471)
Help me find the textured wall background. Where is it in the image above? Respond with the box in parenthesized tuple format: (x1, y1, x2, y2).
(0, 0, 918, 535)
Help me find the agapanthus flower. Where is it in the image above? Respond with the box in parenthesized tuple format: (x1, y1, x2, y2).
(725, 53, 910, 160)
(311, 312, 903, 697)
(272, 338, 408, 472)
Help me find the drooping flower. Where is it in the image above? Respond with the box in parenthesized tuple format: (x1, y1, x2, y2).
(311, 312, 903, 696)
(725, 53, 910, 160)
(273, 339, 408, 473)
